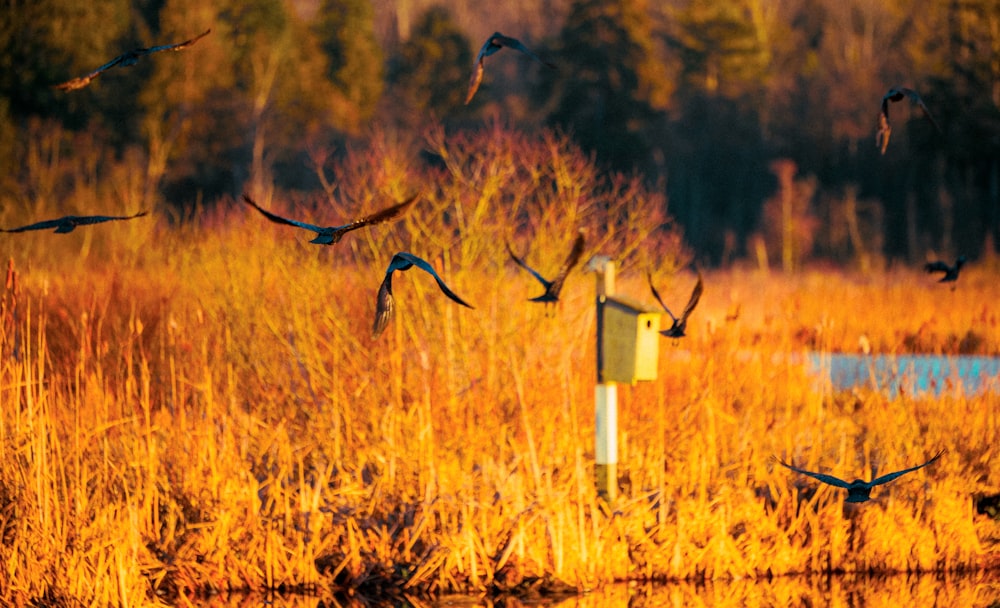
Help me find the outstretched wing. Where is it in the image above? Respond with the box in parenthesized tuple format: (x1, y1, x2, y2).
(53, 55, 129, 91)
(771, 456, 853, 489)
(338, 194, 419, 234)
(72, 211, 148, 226)
(393, 252, 474, 309)
(1, 218, 68, 233)
(2, 211, 149, 233)
(372, 274, 396, 339)
(924, 260, 950, 274)
(885, 87, 941, 131)
(898, 88, 942, 132)
(493, 34, 556, 69)
(144, 29, 212, 54)
(547, 231, 585, 297)
(507, 242, 552, 290)
(876, 108, 892, 154)
(242, 195, 327, 234)
(647, 271, 678, 322)
(54, 30, 209, 91)
(679, 270, 704, 323)
(869, 449, 946, 487)
(464, 53, 487, 105)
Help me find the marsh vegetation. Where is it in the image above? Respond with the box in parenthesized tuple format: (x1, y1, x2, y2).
(1, 129, 998, 606)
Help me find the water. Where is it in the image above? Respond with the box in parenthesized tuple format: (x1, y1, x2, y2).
(806, 352, 1000, 396)
(184, 573, 1000, 607)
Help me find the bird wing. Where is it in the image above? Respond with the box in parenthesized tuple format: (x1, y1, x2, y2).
(646, 271, 678, 322)
(883, 88, 906, 104)
(869, 449, 946, 487)
(371, 274, 395, 339)
(918, 103, 942, 132)
(464, 54, 486, 105)
(337, 194, 419, 234)
(547, 231, 585, 297)
(886, 87, 942, 133)
(242, 195, 327, 234)
(392, 252, 474, 309)
(772, 456, 853, 489)
(53, 54, 129, 90)
(506, 242, 553, 290)
(924, 260, 950, 274)
(1, 218, 68, 233)
(494, 34, 556, 69)
(679, 270, 704, 323)
(144, 29, 212, 54)
(71, 211, 148, 226)
(902, 89, 942, 132)
(876, 110, 892, 154)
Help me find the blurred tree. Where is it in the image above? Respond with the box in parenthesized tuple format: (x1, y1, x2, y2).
(139, 0, 356, 206)
(134, 0, 225, 207)
(665, 0, 770, 97)
(0, 0, 133, 135)
(915, 0, 1000, 257)
(0, 99, 15, 196)
(385, 7, 471, 127)
(660, 0, 774, 261)
(543, 0, 671, 176)
(761, 159, 818, 272)
(313, 0, 384, 131)
(665, 93, 772, 262)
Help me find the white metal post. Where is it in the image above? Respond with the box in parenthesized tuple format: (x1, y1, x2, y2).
(590, 256, 617, 501)
(595, 383, 618, 500)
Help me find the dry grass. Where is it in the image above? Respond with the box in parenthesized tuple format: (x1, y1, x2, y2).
(1, 126, 999, 607)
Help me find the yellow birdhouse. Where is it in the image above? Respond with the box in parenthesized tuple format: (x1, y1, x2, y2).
(599, 295, 661, 384)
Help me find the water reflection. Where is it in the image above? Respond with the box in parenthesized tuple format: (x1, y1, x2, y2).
(185, 573, 1000, 607)
(807, 352, 1000, 396)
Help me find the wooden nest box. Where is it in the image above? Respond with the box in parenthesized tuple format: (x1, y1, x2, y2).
(599, 295, 661, 384)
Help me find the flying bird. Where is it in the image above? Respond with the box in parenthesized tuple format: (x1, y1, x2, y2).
(372, 252, 474, 339)
(1, 211, 148, 233)
(924, 256, 966, 283)
(242, 193, 418, 245)
(876, 86, 941, 154)
(648, 270, 703, 339)
(54, 29, 211, 91)
(465, 32, 556, 105)
(507, 230, 585, 306)
(772, 449, 945, 503)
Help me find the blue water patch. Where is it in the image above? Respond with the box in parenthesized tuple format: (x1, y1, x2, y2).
(806, 352, 1000, 396)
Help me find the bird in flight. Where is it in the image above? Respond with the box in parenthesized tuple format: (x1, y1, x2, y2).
(242, 193, 418, 245)
(648, 270, 703, 339)
(53, 29, 212, 91)
(876, 86, 941, 154)
(507, 230, 585, 307)
(772, 449, 945, 503)
(1, 211, 148, 233)
(372, 252, 474, 339)
(924, 256, 966, 283)
(465, 32, 556, 105)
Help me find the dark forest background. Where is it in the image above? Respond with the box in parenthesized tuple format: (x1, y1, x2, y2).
(2, 0, 999, 269)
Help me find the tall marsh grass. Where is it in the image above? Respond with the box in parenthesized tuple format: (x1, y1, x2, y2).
(1, 126, 998, 606)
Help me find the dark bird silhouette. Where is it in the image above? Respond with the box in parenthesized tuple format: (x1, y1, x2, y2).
(648, 270, 703, 338)
(242, 193, 418, 245)
(924, 256, 966, 283)
(372, 252, 474, 339)
(507, 230, 585, 306)
(876, 86, 941, 154)
(465, 32, 556, 104)
(1, 211, 148, 233)
(54, 29, 211, 91)
(772, 449, 945, 503)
